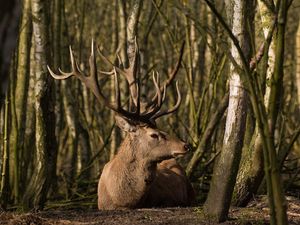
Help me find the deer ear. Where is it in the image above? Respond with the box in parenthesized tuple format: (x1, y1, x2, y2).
(115, 115, 137, 132)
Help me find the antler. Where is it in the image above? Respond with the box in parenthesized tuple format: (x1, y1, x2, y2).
(97, 40, 184, 120)
(48, 39, 184, 124)
(97, 37, 140, 107)
(48, 40, 136, 119)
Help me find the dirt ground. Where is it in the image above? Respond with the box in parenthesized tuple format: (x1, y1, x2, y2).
(1, 196, 300, 225)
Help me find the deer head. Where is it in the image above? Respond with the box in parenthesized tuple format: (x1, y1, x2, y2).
(115, 115, 190, 164)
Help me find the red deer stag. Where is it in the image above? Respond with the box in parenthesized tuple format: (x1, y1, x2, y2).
(48, 40, 194, 209)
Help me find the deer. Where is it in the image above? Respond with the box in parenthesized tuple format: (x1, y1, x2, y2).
(47, 39, 194, 210)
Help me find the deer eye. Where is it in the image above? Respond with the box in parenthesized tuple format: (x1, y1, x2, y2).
(150, 133, 159, 139)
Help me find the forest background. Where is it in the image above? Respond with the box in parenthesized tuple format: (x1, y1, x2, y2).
(0, 0, 300, 224)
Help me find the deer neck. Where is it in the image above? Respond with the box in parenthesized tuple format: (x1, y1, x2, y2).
(117, 137, 157, 184)
(107, 137, 156, 207)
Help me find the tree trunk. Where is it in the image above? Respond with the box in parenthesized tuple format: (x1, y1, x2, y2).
(109, 0, 119, 160)
(204, 0, 252, 222)
(296, 17, 300, 107)
(186, 92, 229, 177)
(232, 0, 276, 207)
(22, 36, 36, 190)
(127, 0, 143, 65)
(22, 0, 57, 210)
(118, 0, 127, 67)
(13, 0, 32, 202)
(0, 89, 10, 208)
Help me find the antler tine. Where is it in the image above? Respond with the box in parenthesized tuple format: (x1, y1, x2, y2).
(135, 80, 141, 115)
(84, 39, 104, 102)
(97, 45, 139, 106)
(151, 81, 181, 120)
(99, 70, 115, 75)
(97, 46, 128, 78)
(156, 71, 160, 89)
(141, 72, 163, 117)
(97, 53, 122, 76)
(134, 64, 142, 116)
(47, 66, 72, 79)
(97, 47, 114, 67)
(47, 46, 83, 80)
(124, 36, 139, 107)
(97, 37, 140, 109)
(164, 41, 185, 87)
(162, 84, 166, 102)
(146, 71, 164, 109)
(131, 36, 139, 76)
(117, 53, 124, 68)
(149, 41, 185, 103)
(86, 40, 125, 113)
(113, 67, 121, 110)
(72, 46, 84, 75)
(143, 71, 159, 111)
(89, 40, 96, 78)
(154, 72, 162, 108)
(131, 39, 141, 114)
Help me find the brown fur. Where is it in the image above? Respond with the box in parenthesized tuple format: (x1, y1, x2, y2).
(98, 118, 194, 210)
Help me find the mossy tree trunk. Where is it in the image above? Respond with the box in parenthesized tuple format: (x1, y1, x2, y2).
(266, 1, 289, 222)
(232, 0, 276, 207)
(204, 0, 288, 223)
(109, 0, 119, 160)
(10, 0, 32, 203)
(186, 92, 229, 177)
(22, 0, 57, 210)
(204, 0, 253, 222)
(0, 88, 10, 209)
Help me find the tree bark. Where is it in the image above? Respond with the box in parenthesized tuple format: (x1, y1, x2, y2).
(296, 16, 300, 107)
(127, 0, 143, 65)
(186, 92, 229, 177)
(232, 0, 276, 207)
(118, 0, 128, 67)
(204, 0, 252, 222)
(13, 0, 32, 201)
(109, 0, 119, 160)
(22, 0, 57, 210)
(0, 89, 10, 208)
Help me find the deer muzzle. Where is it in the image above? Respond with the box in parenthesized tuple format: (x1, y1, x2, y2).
(171, 143, 191, 158)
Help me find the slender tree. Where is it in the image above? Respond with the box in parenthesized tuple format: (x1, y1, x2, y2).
(10, 0, 32, 203)
(296, 15, 300, 107)
(0, 88, 10, 208)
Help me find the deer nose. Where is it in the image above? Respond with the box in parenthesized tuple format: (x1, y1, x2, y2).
(184, 144, 191, 152)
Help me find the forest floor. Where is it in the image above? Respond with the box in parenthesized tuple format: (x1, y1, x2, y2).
(1, 196, 300, 225)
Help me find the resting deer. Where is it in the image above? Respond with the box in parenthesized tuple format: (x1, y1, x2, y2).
(48, 40, 194, 209)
